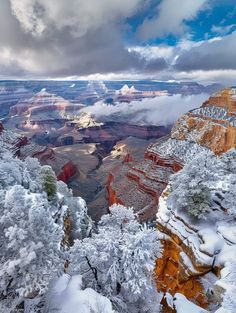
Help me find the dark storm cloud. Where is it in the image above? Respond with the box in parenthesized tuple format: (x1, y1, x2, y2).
(174, 31, 236, 71)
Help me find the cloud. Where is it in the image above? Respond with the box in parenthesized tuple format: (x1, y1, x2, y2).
(174, 30, 236, 71)
(211, 24, 236, 36)
(128, 45, 174, 62)
(0, 0, 234, 85)
(137, 0, 208, 40)
(81, 93, 208, 126)
(0, 0, 169, 78)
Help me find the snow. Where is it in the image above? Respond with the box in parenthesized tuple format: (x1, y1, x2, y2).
(214, 309, 232, 313)
(156, 188, 171, 223)
(46, 274, 114, 313)
(150, 138, 208, 163)
(173, 293, 209, 313)
(217, 225, 236, 244)
(199, 229, 224, 256)
(190, 106, 236, 126)
(164, 292, 174, 309)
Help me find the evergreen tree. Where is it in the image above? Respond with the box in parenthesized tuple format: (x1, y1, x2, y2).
(40, 165, 57, 200)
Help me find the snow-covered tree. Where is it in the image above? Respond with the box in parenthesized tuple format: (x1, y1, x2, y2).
(56, 181, 93, 241)
(220, 148, 236, 175)
(0, 142, 92, 312)
(221, 175, 236, 218)
(69, 205, 161, 313)
(0, 185, 65, 312)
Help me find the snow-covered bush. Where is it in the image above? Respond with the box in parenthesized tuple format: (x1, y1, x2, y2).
(69, 204, 161, 313)
(221, 175, 236, 218)
(166, 149, 236, 220)
(185, 183, 211, 219)
(56, 180, 92, 241)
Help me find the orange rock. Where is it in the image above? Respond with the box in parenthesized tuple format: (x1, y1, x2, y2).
(172, 114, 236, 155)
(203, 88, 236, 113)
(106, 173, 124, 206)
(155, 239, 208, 309)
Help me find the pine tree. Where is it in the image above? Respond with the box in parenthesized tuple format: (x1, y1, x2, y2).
(40, 165, 57, 200)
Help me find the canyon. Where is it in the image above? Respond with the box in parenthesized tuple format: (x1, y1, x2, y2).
(1, 84, 175, 219)
(0, 81, 235, 312)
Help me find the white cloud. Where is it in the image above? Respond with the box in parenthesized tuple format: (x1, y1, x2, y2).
(81, 94, 208, 126)
(128, 45, 174, 61)
(211, 24, 236, 36)
(172, 69, 236, 86)
(138, 0, 208, 40)
(174, 30, 236, 72)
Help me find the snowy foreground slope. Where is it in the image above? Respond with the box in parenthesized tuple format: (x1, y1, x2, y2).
(0, 128, 161, 313)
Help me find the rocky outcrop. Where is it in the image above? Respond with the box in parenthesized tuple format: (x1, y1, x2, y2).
(171, 88, 236, 155)
(171, 113, 236, 155)
(19, 141, 77, 183)
(155, 188, 211, 308)
(107, 173, 124, 206)
(203, 87, 236, 112)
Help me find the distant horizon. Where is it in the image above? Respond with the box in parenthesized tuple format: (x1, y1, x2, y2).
(0, 78, 226, 85)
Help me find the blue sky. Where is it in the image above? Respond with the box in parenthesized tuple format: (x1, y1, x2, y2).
(0, 0, 236, 84)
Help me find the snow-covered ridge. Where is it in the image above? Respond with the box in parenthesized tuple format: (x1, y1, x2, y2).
(190, 105, 236, 126)
(149, 138, 208, 163)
